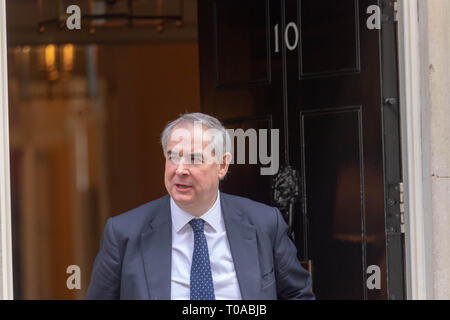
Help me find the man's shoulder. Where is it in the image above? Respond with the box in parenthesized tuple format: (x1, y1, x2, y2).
(221, 192, 274, 211)
(108, 194, 170, 236)
(221, 192, 279, 225)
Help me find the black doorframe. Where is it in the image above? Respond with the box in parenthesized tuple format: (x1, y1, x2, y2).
(379, 0, 406, 300)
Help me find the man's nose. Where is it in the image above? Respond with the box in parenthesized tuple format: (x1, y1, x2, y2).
(175, 159, 189, 175)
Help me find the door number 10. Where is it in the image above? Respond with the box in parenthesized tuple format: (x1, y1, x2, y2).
(274, 22, 299, 52)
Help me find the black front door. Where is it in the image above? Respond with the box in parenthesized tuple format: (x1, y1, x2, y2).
(198, 0, 405, 300)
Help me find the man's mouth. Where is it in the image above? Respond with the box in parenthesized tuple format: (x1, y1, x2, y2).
(175, 184, 192, 190)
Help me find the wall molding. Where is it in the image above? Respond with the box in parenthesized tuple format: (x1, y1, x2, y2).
(397, 0, 433, 300)
(0, 0, 14, 300)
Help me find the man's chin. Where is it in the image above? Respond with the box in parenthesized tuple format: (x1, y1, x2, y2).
(171, 191, 194, 204)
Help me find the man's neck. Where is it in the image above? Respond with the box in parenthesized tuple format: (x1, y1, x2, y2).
(176, 191, 219, 217)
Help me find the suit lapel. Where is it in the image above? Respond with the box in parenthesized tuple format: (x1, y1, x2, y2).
(140, 195, 172, 300)
(221, 194, 261, 300)
(139, 193, 261, 300)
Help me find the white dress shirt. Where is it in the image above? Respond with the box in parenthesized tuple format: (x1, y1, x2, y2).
(170, 191, 242, 300)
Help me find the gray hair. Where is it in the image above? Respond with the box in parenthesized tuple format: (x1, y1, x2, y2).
(160, 112, 232, 158)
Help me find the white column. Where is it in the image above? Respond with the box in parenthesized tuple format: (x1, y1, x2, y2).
(398, 0, 433, 300)
(0, 0, 14, 300)
(399, 0, 450, 300)
(424, 0, 450, 300)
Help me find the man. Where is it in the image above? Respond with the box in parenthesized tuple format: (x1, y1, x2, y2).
(86, 113, 314, 300)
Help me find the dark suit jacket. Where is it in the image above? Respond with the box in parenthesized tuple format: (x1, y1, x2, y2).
(86, 193, 314, 300)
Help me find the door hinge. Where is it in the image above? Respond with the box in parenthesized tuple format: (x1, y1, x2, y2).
(393, 0, 399, 22)
(399, 182, 405, 233)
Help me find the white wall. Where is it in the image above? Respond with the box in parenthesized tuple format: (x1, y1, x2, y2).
(422, 0, 450, 300)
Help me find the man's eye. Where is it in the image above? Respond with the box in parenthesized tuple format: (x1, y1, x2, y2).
(192, 155, 203, 163)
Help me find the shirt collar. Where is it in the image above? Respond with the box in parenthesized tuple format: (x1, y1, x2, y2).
(170, 191, 222, 233)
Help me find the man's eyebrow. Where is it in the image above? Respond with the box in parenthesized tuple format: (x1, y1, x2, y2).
(189, 153, 203, 157)
(166, 150, 202, 158)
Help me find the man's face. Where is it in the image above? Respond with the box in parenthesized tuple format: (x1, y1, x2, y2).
(164, 122, 230, 215)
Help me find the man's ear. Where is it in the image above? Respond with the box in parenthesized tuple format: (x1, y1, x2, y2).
(218, 152, 232, 179)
